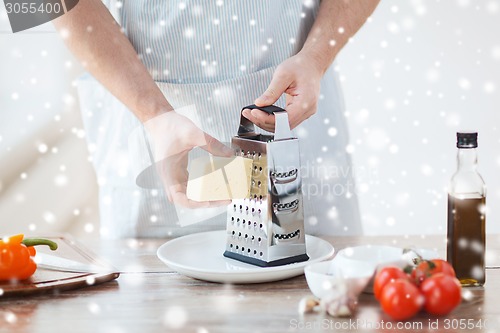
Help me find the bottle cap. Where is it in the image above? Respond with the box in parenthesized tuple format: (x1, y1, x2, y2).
(457, 132, 478, 148)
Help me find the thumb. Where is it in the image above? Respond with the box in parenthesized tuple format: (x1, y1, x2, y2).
(254, 71, 291, 106)
(200, 132, 234, 157)
(188, 123, 233, 157)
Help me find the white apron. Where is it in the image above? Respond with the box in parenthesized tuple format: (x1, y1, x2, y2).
(77, 0, 362, 238)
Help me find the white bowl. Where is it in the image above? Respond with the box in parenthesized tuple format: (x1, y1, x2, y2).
(336, 245, 440, 270)
(334, 245, 441, 292)
(304, 260, 374, 299)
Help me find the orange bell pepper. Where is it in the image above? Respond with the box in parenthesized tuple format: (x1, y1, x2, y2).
(0, 234, 58, 281)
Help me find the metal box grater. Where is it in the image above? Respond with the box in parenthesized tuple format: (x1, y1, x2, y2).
(223, 104, 309, 267)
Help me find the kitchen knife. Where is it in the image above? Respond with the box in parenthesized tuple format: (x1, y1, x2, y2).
(35, 252, 114, 273)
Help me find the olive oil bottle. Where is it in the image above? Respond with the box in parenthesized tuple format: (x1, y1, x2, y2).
(447, 132, 486, 286)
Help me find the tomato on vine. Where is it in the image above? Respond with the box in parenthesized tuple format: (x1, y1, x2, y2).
(373, 266, 409, 300)
(379, 279, 424, 321)
(411, 259, 456, 285)
(420, 273, 462, 316)
(374, 258, 462, 321)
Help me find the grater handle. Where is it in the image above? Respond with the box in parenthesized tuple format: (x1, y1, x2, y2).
(239, 104, 293, 141)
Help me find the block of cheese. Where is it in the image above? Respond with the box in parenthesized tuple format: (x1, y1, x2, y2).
(186, 155, 253, 201)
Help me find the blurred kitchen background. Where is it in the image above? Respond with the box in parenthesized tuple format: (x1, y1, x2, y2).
(1, 0, 499, 239)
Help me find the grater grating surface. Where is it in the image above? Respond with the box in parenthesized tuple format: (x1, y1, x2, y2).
(223, 105, 309, 267)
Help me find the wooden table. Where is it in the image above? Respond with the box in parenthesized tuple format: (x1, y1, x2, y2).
(1, 234, 500, 333)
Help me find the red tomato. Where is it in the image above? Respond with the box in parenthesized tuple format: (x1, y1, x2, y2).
(412, 259, 456, 285)
(373, 266, 409, 300)
(420, 273, 462, 316)
(379, 279, 424, 321)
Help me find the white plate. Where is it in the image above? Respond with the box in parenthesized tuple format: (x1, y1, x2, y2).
(157, 230, 335, 284)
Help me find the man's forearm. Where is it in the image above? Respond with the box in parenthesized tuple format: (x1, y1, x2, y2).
(301, 0, 380, 74)
(53, 0, 172, 122)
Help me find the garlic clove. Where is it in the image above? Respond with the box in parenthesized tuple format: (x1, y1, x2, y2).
(298, 297, 320, 314)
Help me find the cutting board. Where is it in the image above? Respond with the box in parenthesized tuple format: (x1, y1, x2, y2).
(0, 236, 120, 298)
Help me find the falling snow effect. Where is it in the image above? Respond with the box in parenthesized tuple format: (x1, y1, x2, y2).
(0, 0, 105, 236)
(0, 0, 498, 248)
(163, 306, 188, 329)
(333, 0, 500, 235)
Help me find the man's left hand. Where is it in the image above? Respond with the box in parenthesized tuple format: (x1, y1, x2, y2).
(242, 52, 324, 132)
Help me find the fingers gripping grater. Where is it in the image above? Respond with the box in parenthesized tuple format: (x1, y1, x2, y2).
(223, 104, 309, 267)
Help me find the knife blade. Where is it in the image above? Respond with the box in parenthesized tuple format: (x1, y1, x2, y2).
(35, 253, 114, 273)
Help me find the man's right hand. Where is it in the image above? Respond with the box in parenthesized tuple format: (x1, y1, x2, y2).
(144, 111, 233, 208)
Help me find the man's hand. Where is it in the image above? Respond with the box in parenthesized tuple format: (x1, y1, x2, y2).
(145, 111, 233, 208)
(242, 52, 322, 132)
(243, 0, 380, 132)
